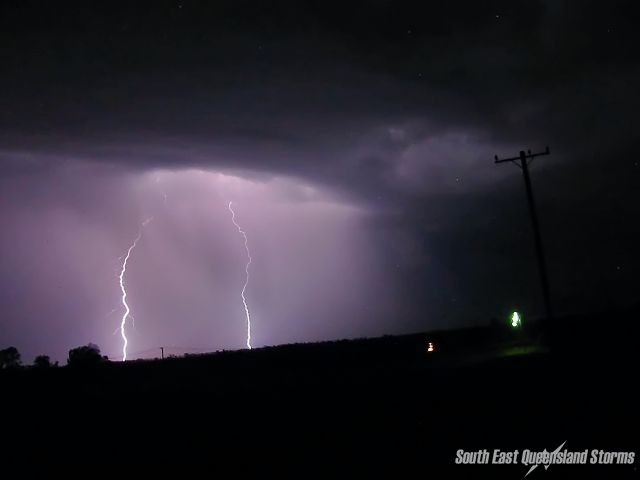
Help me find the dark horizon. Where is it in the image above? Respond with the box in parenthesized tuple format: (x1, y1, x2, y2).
(1, 1, 639, 363)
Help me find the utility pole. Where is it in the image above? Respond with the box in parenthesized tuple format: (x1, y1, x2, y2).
(494, 146, 553, 321)
(160, 347, 164, 360)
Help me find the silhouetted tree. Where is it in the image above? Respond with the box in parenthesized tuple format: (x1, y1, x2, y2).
(0, 346, 21, 369)
(67, 343, 105, 367)
(33, 355, 52, 368)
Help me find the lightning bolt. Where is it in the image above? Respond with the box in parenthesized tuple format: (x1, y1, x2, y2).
(118, 217, 153, 361)
(228, 201, 252, 349)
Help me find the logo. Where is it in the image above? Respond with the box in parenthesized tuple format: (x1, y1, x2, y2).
(455, 442, 635, 477)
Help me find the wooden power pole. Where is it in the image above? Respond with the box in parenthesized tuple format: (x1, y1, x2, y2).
(494, 147, 553, 321)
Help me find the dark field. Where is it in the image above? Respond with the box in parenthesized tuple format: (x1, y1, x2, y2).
(1, 310, 638, 476)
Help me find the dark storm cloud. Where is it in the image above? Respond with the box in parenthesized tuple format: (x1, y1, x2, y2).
(1, 1, 637, 198)
(1, 1, 639, 360)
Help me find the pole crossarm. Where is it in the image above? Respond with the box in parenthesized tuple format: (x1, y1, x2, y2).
(495, 146, 550, 164)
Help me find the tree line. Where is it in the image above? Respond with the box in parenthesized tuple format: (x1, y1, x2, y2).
(0, 343, 108, 370)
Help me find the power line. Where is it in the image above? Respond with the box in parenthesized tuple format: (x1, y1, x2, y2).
(103, 345, 218, 361)
(494, 147, 553, 321)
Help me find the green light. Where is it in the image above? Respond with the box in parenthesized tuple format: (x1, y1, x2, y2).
(511, 311, 521, 328)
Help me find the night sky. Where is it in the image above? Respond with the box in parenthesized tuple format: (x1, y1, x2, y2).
(1, 1, 638, 362)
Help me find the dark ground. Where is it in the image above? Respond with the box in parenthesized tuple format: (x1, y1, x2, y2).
(1, 310, 638, 476)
